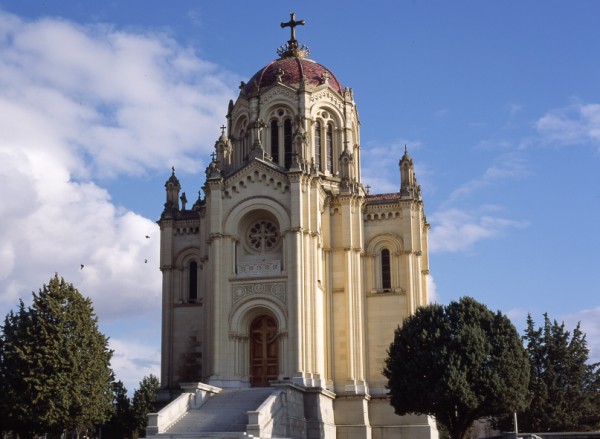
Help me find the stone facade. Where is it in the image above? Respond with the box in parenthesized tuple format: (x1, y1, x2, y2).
(157, 16, 436, 439)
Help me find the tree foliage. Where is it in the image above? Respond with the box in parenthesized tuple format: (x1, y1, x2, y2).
(131, 374, 160, 438)
(0, 274, 114, 438)
(499, 314, 600, 432)
(383, 297, 530, 439)
(102, 380, 136, 438)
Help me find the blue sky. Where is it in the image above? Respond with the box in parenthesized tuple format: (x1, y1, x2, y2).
(1, 1, 598, 393)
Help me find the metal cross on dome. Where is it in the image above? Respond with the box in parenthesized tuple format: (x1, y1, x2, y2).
(281, 12, 305, 42)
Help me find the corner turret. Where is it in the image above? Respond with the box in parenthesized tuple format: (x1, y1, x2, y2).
(162, 167, 181, 217)
(399, 146, 422, 200)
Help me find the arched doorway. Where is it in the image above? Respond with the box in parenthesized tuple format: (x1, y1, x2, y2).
(249, 315, 279, 387)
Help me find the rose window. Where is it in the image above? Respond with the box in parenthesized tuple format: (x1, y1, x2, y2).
(248, 220, 279, 252)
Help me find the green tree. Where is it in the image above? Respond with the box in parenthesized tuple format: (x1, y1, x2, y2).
(0, 274, 114, 438)
(131, 374, 160, 438)
(507, 314, 600, 432)
(102, 380, 135, 438)
(383, 297, 530, 439)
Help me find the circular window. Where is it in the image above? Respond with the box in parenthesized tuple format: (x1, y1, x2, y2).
(247, 220, 279, 252)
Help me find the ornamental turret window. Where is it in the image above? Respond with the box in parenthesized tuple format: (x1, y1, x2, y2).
(284, 119, 293, 169)
(270, 120, 279, 164)
(326, 123, 334, 172)
(314, 121, 322, 171)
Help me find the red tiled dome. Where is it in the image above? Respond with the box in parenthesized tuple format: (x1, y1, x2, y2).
(245, 57, 343, 95)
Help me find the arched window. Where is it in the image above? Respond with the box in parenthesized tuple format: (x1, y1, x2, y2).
(270, 120, 279, 164)
(189, 261, 198, 302)
(284, 119, 293, 169)
(314, 121, 321, 171)
(240, 129, 248, 163)
(381, 249, 391, 290)
(326, 123, 334, 172)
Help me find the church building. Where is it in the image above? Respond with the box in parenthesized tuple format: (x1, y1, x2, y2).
(152, 13, 436, 439)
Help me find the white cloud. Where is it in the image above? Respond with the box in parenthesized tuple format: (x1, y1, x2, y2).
(0, 12, 237, 179)
(445, 152, 530, 205)
(536, 101, 600, 152)
(109, 337, 161, 394)
(0, 11, 238, 385)
(426, 275, 440, 304)
(428, 206, 528, 253)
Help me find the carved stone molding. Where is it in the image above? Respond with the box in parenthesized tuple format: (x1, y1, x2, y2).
(231, 281, 286, 305)
(229, 332, 249, 341)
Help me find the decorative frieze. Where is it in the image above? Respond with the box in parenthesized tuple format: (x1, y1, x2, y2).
(237, 260, 281, 277)
(261, 87, 297, 104)
(309, 89, 343, 111)
(231, 281, 286, 304)
(364, 211, 401, 221)
(175, 226, 200, 235)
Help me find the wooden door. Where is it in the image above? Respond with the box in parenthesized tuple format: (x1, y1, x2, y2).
(249, 315, 278, 387)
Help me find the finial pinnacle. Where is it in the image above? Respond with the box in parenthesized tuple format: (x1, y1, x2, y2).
(277, 12, 310, 58)
(281, 12, 305, 42)
(171, 166, 175, 175)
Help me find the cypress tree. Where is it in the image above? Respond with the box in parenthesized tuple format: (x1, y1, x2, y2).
(131, 374, 160, 438)
(0, 274, 114, 438)
(515, 314, 600, 432)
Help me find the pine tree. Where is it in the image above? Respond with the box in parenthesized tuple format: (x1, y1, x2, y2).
(131, 374, 160, 438)
(515, 314, 600, 432)
(102, 380, 135, 438)
(0, 274, 114, 438)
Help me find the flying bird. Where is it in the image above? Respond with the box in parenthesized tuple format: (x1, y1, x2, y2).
(145, 235, 150, 239)
(80, 264, 84, 270)
(145, 259, 148, 263)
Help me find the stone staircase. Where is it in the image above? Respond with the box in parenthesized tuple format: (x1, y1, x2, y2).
(151, 387, 276, 438)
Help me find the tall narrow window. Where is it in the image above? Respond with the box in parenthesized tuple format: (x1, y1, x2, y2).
(314, 122, 321, 171)
(270, 120, 279, 164)
(240, 129, 248, 163)
(326, 124, 333, 172)
(381, 249, 391, 290)
(189, 261, 198, 302)
(284, 119, 293, 169)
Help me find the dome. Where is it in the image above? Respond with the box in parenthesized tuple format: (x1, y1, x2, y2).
(244, 57, 343, 95)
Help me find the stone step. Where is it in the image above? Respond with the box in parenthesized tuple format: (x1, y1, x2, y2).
(155, 388, 275, 437)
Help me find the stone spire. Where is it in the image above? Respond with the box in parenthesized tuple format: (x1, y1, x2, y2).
(399, 146, 422, 200)
(163, 166, 181, 215)
(214, 124, 233, 171)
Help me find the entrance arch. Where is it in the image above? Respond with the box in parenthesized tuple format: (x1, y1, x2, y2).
(249, 315, 279, 387)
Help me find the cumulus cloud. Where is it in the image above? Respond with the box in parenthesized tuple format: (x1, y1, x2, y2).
(428, 206, 528, 253)
(0, 10, 238, 384)
(536, 101, 600, 152)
